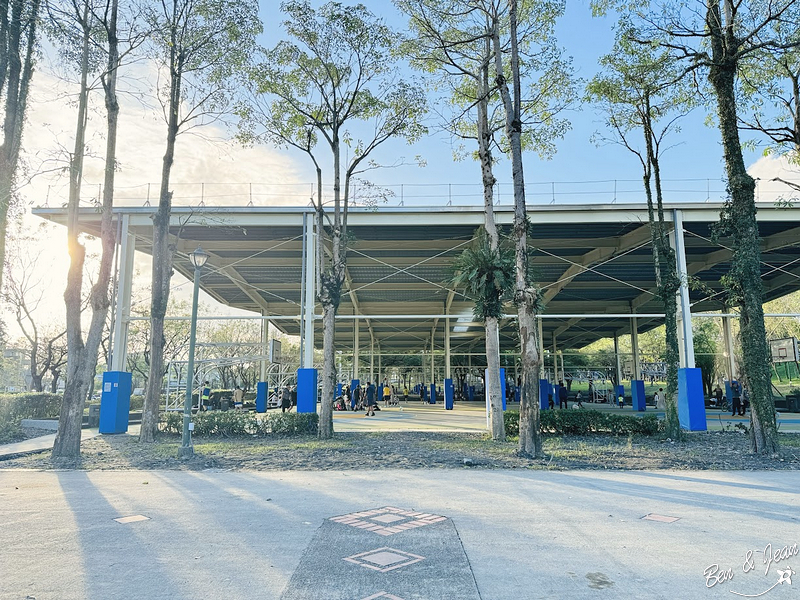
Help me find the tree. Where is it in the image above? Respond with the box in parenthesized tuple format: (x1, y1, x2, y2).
(139, 0, 260, 443)
(738, 21, 800, 160)
(635, 0, 797, 453)
(241, 1, 425, 439)
(0, 0, 42, 291)
(489, 0, 574, 456)
(399, 0, 512, 440)
(586, 30, 686, 438)
(48, 0, 143, 458)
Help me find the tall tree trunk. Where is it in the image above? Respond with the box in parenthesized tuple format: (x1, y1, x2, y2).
(485, 316, 504, 439)
(0, 0, 40, 291)
(141, 23, 182, 443)
(493, 3, 541, 456)
(319, 301, 335, 438)
(707, 0, 778, 453)
(53, 3, 92, 459)
(477, 38, 504, 441)
(642, 104, 682, 439)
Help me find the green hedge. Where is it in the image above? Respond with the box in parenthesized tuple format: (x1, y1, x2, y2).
(504, 409, 661, 437)
(160, 410, 318, 437)
(0, 393, 63, 444)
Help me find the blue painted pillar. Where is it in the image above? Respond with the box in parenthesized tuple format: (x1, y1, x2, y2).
(256, 382, 267, 413)
(468, 385, 475, 401)
(539, 379, 550, 410)
(336, 382, 342, 399)
(444, 378, 454, 410)
(678, 367, 707, 430)
(429, 383, 436, 404)
(297, 368, 318, 413)
(99, 371, 131, 434)
(725, 381, 733, 404)
(485, 368, 507, 410)
(631, 380, 646, 411)
(514, 386, 520, 403)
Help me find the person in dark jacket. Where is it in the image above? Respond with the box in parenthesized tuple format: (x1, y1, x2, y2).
(558, 382, 568, 409)
(365, 381, 377, 416)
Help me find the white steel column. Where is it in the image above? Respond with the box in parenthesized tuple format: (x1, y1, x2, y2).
(260, 317, 269, 381)
(430, 335, 435, 382)
(445, 318, 451, 379)
(111, 214, 134, 371)
(552, 334, 558, 382)
(722, 316, 737, 379)
(353, 317, 360, 380)
(614, 333, 623, 385)
(302, 212, 315, 368)
(369, 337, 374, 383)
(631, 316, 642, 380)
(672, 209, 696, 368)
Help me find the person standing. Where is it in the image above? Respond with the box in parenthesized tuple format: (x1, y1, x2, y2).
(352, 384, 362, 411)
(731, 379, 742, 417)
(233, 385, 244, 409)
(281, 385, 291, 413)
(365, 381, 377, 416)
(201, 381, 211, 411)
(558, 382, 568, 409)
(654, 387, 665, 410)
(383, 381, 391, 407)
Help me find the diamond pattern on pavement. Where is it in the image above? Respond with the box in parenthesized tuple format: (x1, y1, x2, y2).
(344, 547, 425, 572)
(329, 506, 447, 536)
(642, 513, 680, 523)
(360, 593, 405, 600)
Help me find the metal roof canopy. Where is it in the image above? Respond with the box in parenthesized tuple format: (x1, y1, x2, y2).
(33, 203, 800, 356)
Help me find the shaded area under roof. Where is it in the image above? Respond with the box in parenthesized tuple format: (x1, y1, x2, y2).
(33, 203, 800, 356)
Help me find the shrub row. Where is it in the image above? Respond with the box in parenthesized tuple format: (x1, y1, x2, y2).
(160, 410, 318, 437)
(504, 409, 661, 437)
(0, 393, 63, 444)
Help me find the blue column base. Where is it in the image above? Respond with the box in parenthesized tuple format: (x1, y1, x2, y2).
(444, 378, 454, 410)
(539, 379, 550, 410)
(631, 379, 646, 411)
(678, 367, 707, 431)
(99, 371, 132, 434)
(468, 385, 475, 401)
(429, 383, 436, 404)
(484, 368, 507, 410)
(256, 382, 267, 413)
(297, 368, 318, 413)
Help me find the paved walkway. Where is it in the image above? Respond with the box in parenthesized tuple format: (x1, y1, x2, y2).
(0, 428, 101, 459)
(1, 469, 798, 599)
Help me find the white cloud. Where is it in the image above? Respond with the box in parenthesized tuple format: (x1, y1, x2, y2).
(748, 155, 800, 204)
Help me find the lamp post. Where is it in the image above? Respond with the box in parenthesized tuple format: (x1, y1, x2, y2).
(180, 246, 209, 458)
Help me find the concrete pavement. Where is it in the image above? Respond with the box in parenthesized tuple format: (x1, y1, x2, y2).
(1, 468, 798, 599)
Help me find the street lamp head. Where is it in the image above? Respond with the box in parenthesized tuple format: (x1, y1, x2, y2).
(189, 246, 209, 269)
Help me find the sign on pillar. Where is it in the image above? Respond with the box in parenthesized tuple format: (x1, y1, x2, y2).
(99, 371, 132, 434)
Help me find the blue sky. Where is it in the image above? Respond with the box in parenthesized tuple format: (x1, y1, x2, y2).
(254, 0, 768, 206)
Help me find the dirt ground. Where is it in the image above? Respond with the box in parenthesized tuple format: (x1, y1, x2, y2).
(2, 430, 799, 471)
